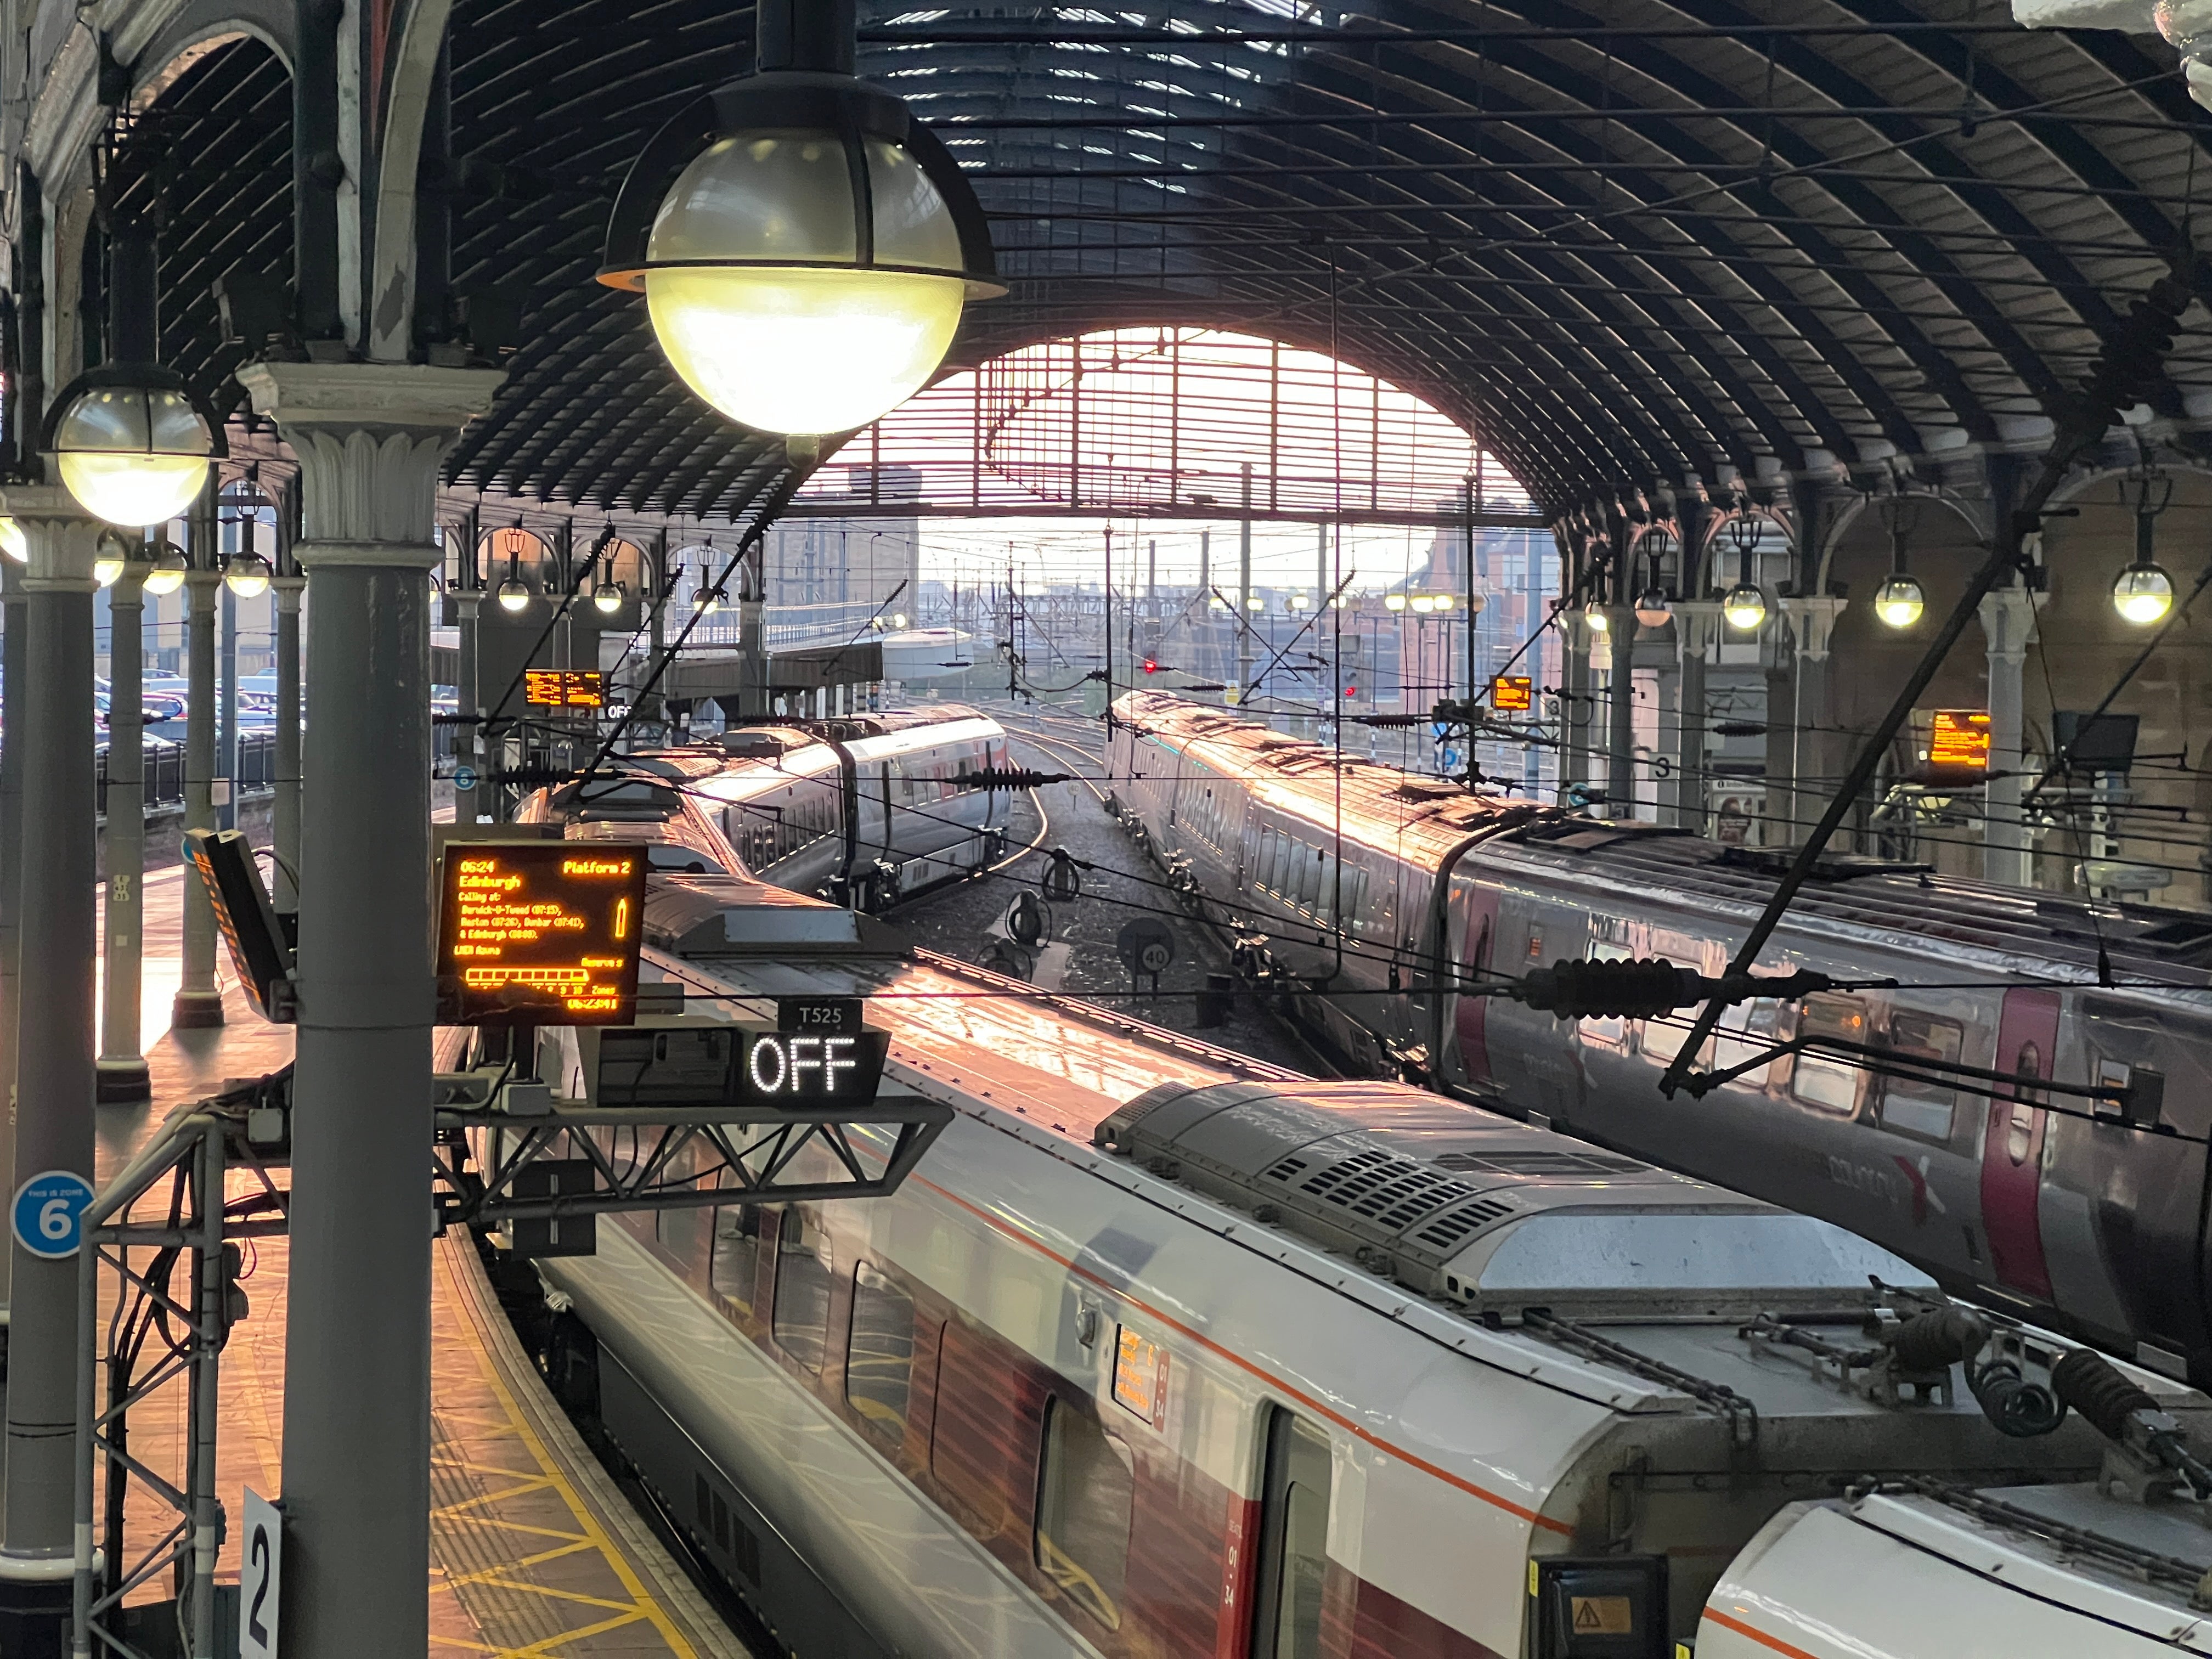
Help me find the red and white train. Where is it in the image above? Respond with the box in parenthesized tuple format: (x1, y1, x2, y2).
(513, 872, 2212, 1659)
(1103, 690, 2212, 1387)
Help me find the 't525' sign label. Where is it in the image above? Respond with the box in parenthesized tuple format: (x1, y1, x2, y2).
(736, 1028, 889, 1105)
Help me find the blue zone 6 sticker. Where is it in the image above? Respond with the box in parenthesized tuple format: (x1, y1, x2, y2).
(13, 1169, 95, 1259)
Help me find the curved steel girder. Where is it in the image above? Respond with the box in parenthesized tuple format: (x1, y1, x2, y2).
(940, 57, 1928, 464)
(943, 28, 1977, 450)
(1171, 111, 1786, 478)
(1265, 110, 1826, 470)
(1660, 0, 2095, 404)
(1372, 27, 1983, 448)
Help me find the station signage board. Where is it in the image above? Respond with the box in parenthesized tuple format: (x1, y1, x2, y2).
(436, 842, 647, 1024)
(1489, 674, 1534, 712)
(1928, 709, 1993, 776)
(523, 669, 607, 709)
(589, 997, 887, 1108)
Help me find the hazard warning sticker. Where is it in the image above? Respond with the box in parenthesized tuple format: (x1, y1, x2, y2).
(1570, 1595, 1634, 1635)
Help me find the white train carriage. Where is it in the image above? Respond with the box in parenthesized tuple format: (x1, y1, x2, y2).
(514, 877, 2212, 1659)
(520, 705, 1011, 908)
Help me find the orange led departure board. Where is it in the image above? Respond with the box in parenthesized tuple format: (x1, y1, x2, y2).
(1929, 709, 1992, 775)
(523, 669, 607, 709)
(1490, 674, 1534, 712)
(436, 842, 647, 1024)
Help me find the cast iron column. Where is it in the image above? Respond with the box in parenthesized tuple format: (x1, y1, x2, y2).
(98, 556, 151, 1101)
(453, 586, 481, 820)
(272, 574, 305, 910)
(0, 560, 25, 1308)
(1604, 603, 1639, 819)
(1781, 594, 1848, 857)
(174, 562, 224, 1027)
(1980, 582, 2042, 888)
(1558, 607, 1594, 804)
(0, 490, 99, 1614)
(1671, 600, 1720, 834)
(237, 361, 499, 1659)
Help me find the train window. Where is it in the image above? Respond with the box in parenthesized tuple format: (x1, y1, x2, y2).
(1879, 1011, 1963, 1142)
(1638, 958, 1707, 1063)
(1034, 1397, 1134, 1631)
(1299, 845, 1324, 910)
(1250, 1408, 1331, 1659)
(1792, 995, 1869, 1113)
(1713, 998, 1780, 1087)
(771, 1207, 836, 1373)
(709, 1207, 765, 1314)
(845, 1261, 915, 1436)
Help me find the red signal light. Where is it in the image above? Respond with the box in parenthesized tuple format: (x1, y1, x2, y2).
(1142, 658, 1158, 674)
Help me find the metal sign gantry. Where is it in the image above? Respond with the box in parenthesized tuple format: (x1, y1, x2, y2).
(68, 1042, 950, 1659)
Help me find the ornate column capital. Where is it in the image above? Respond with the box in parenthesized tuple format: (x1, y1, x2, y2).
(271, 572, 307, 614)
(184, 566, 223, 614)
(1780, 594, 1849, 662)
(1560, 610, 1595, 654)
(1673, 598, 1723, 660)
(1977, 583, 2045, 666)
(235, 363, 503, 558)
(0, 487, 101, 592)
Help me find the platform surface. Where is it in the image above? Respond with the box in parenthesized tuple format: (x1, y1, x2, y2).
(84, 862, 751, 1656)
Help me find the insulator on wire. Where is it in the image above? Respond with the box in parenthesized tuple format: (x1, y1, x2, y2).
(1514, 957, 1702, 1020)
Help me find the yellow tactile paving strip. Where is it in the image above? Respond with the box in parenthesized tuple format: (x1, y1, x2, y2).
(430, 1233, 748, 1657)
(91, 867, 749, 1655)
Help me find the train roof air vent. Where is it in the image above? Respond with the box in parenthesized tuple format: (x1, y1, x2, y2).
(1267, 1146, 1486, 1229)
(1093, 1080, 1926, 1318)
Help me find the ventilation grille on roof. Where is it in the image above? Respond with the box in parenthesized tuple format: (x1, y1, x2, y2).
(1406, 1198, 1518, 1252)
(1265, 1147, 1485, 1232)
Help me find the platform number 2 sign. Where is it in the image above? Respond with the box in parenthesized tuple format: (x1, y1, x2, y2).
(240, 1489, 283, 1658)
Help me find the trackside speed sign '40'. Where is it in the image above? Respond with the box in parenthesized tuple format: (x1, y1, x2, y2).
(13, 1169, 95, 1259)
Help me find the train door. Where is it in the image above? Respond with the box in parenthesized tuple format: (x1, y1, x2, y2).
(1980, 987, 2059, 1300)
(1248, 1407, 1331, 1659)
(1452, 883, 1503, 1087)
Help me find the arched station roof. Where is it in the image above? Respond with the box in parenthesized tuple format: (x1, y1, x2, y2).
(123, 1, 2212, 523)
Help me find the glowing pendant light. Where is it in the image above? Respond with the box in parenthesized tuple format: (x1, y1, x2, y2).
(1722, 582, 1767, 632)
(599, 0, 1002, 438)
(2114, 485, 2175, 625)
(224, 552, 273, 599)
(43, 220, 219, 526)
(1874, 573, 1926, 630)
(0, 517, 26, 564)
(2112, 560, 2174, 625)
(142, 543, 189, 597)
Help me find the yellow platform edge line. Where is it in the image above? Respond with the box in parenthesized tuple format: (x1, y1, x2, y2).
(437, 1240, 703, 1659)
